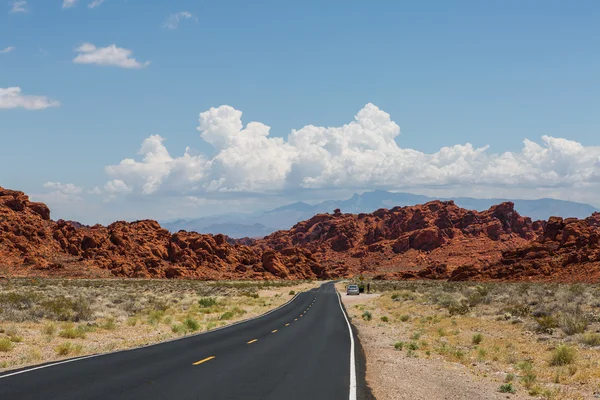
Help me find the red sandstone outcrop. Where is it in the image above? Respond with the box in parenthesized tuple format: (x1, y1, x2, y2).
(258, 200, 539, 277)
(3, 185, 600, 282)
(0, 187, 325, 280)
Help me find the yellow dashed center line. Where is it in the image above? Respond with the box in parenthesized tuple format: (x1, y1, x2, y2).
(193, 356, 215, 365)
(271, 329, 278, 333)
(295, 318, 298, 321)
(285, 323, 290, 326)
(247, 339, 258, 344)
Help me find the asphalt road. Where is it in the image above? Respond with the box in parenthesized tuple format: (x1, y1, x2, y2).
(0, 282, 370, 400)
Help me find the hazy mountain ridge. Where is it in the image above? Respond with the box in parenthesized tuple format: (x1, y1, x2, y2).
(161, 191, 599, 238)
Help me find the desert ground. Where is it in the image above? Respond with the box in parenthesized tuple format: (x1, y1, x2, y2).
(338, 281, 600, 400)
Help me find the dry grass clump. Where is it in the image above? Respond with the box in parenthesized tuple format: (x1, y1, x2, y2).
(352, 280, 600, 399)
(0, 278, 316, 373)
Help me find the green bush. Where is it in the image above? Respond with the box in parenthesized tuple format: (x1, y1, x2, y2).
(220, 311, 234, 320)
(362, 311, 372, 321)
(407, 342, 419, 351)
(498, 383, 516, 394)
(289, 290, 295, 295)
(198, 297, 218, 308)
(394, 341, 404, 350)
(549, 345, 576, 366)
(380, 316, 389, 322)
(399, 314, 410, 322)
(472, 333, 483, 345)
(183, 317, 200, 332)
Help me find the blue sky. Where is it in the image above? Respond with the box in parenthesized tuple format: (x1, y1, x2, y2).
(1, 0, 599, 223)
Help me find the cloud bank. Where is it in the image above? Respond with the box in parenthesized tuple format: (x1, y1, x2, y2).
(0, 87, 60, 110)
(103, 104, 600, 202)
(73, 43, 149, 69)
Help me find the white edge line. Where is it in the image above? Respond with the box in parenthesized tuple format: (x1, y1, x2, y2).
(337, 286, 357, 400)
(0, 287, 312, 380)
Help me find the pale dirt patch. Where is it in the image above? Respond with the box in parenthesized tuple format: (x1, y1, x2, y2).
(337, 283, 531, 400)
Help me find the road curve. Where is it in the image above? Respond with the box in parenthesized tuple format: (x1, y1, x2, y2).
(0, 282, 369, 400)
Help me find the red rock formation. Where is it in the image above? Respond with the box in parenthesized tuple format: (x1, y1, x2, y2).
(259, 200, 538, 277)
(0, 187, 326, 280)
(3, 185, 600, 282)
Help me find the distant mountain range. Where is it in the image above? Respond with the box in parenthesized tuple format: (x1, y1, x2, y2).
(161, 190, 599, 238)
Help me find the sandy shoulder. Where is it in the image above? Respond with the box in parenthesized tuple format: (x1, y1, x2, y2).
(338, 287, 529, 400)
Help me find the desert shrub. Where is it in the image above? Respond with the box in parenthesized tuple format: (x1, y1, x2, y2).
(42, 296, 93, 322)
(59, 325, 87, 339)
(55, 342, 82, 356)
(498, 383, 516, 394)
(400, 314, 410, 322)
(147, 310, 164, 326)
(42, 322, 57, 336)
(580, 333, 600, 346)
(503, 303, 531, 318)
(559, 314, 588, 336)
(0, 338, 14, 352)
(534, 315, 559, 334)
(183, 317, 200, 332)
(362, 311, 372, 321)
(380, 316, 389, 322)
(394, 341, 404, 350)
(147, 297, 170, 312)
(206, 322, 217, 331)
(289, 290, 295, 295)
(220, 311, 234, 320)
(549, 345, 576, 366)
(101, 318, 116, 330)
(472, 333, 483, 345)
(447, 300, 470, 316)
(517, 361, 537, 388)
(465, 286, 489, 307)
(171, 324, 184, 334)
(411, 330, 423, 340)
(198, 297, 218, 308)
(407, 342, 419, 350)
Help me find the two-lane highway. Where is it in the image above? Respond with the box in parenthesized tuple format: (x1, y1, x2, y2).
(0, 282, 368, 400)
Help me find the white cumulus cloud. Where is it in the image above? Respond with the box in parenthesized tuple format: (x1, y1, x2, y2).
(104, 179, 132, 194)
(103, 104, 600, 202)
(73, 43, 149, 69)
(162, 11, 195, 29)
(1, 46, 15, 54)
(10, 0, 27, 13)
(0, 87, 60, 110)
